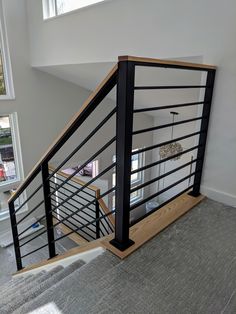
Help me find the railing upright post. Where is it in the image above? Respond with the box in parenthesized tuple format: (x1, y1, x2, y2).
(41, 162, 57, 259)
(189, 69, 216, 197)
(110, 59, 135, 250)
(95, 200, 100, 239)
(9, 201, 23, 271)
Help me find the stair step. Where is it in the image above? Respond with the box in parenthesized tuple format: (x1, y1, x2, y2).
(0, 271, 46, 303)
(3, 260, 85, 314)
(0, 266, 62, 310)
(13, 252, 119, 314)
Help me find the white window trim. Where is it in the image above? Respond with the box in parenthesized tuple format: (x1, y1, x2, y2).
(0, 112, 26, 218)
(112, 149, 145, 209)
(130, 150, 145, 204)
(0, 0, 15, 100)
(42, 0, 111, 21)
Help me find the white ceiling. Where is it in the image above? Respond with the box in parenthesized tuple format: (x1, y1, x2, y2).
(37, 56, 204, 119)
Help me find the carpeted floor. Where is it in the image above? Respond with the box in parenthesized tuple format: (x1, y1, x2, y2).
(6, 197, 236, 314)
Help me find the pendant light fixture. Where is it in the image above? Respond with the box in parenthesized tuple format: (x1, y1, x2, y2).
(159, 111, 183, 160)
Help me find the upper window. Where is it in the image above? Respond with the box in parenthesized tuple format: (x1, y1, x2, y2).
(43, 0, 106, 19)
(0, 1, 14, 99)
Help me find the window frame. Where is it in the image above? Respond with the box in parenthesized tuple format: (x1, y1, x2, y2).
(112, 149, 145, 209)
(42, 0, 109, 20)
(0, 0, 15, 100)
(0, 112, 25, 219)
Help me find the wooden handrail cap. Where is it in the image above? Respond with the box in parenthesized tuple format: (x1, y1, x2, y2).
(118, 55, 216, 70)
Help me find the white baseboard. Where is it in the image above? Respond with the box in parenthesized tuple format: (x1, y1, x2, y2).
(201, 186, 236, 208)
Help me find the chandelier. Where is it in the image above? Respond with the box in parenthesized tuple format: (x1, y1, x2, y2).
(159, 111, 183, 160)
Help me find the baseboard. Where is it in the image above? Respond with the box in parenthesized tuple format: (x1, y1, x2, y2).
(201, 186, 236, 208)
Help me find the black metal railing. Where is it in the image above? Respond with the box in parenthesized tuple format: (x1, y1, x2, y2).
(110, 57, 216, 251)
(9, 56, 216, 270)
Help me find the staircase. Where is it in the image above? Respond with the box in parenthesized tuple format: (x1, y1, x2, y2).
(8, 55, 216, 272)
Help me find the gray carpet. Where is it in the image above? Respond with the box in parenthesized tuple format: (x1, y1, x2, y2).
(7, 198, 236, 314)
(2, 260, 85, 314)
(0, 226, 78, 285)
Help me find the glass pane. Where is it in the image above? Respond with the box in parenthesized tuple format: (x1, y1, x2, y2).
(131, 153, 141, 183)
(112, 172, 116, 187)
(0, 51, 6, 95)
(0, 116, 17, 184)
(131, 172, 138, 182)
(56, 0, 105, 15)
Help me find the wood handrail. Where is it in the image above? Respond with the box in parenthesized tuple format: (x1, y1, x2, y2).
(98, 198, 115, 227)
(8, 64, 118, 203)
(119, 55, 217, 70)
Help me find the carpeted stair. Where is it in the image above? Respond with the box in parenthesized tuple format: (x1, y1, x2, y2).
(1, 259, 85, 314)
(12, 252, 120, 314)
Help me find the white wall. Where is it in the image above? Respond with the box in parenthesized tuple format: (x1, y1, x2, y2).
(26, 0, 236, 206)
(0, 0, 94, 176)
(0, 0, 106, 230)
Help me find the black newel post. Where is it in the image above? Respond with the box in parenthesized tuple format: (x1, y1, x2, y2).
(41, 162, 57, 258)
(189, 69, 216, 197)
(110, 60, 135, 250)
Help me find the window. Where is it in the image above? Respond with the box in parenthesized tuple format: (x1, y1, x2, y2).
(0, 0, 14, 99)
(112, 150, 145, 208)
(43, 0, 106, 19)
(0, 113, 24, 219)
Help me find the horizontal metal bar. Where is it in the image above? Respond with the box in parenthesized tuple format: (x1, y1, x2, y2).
(134, 85, 208, 90)
(19, 163, 116, 235)
(97, 210, 110, 235)
(21, 243, 49, 259)
(18, 165, 115, 239)
(52, 212, 96, 241)
(47, 107, 117, 182)
(17, 213, 46, 238)
(50, 182, 96, 214)
(133, 116, 206, 135)
(132, 131, 205, 155)
(99, 226, 106, 237)
(130, 185, 194, 226)
(16, 199, 45, 225)
(99, 186, 116, 199)
(131, 145, 201, 174)
(98, 211, 111, 235)
(19, 228, 48, 248)
(9, 168, 42, 203)
(50, 162, 115, 215)
(11, 70, 117, 203)
(49, 137, 116, 197)
(131, 158, 198, 193)
(52, 184, 115, 231)
(51, 197, 97, 229)
(54, 214, 95, 241)
(14, 184, 43, 214)
(51, 198, 96, 230)
(130, 172, 198, 211)
(133, 101, 206, 113)
(50, 174, 94, 198)
(54, 209, 115, 243)
(101, 213, 114, 233)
